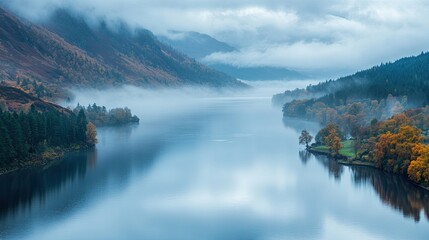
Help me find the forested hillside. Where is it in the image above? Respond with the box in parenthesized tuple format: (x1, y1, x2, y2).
(274, 52, 429, 106)
(0, 86, 93, 170)
(282, 52, 429, 188)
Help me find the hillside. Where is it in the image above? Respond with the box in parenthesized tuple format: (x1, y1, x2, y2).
(158, 30, 306, 80)
(0, 7, 120, 99)
(0, 7, 245, 100)
(209, 64, 306, 81)
(273, 52, 429, 106)
(45, 10, 243, 88)
(0, 85, 91, 170)
(0, 86, 71, 114)
(158, 31, 237, 60)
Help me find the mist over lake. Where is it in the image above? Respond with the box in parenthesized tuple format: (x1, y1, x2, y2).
(0, 81, 428, 240)
(2, 0, 429, 238)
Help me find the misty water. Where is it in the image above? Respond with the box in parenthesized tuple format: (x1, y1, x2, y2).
(1, 81, 429, 240)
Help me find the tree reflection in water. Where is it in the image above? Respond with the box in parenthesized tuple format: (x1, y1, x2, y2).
(311, 154, 344, 181)
(0, 150, 94, 218)
(352, 166, 429, 222)
(298, 150, 311, 165)
(306, 153, 429, 222)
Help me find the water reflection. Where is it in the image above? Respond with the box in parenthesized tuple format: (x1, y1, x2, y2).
(309, 154, 429, 222)
(283, 117, 320, 136)
(286, 114, 429, 223)
(0, 124, 165, 238)
(298, 150, 311, 165)
(0, 150, 91, 218)
(0, 88, 428, 239)
(352, 166, 429, 222)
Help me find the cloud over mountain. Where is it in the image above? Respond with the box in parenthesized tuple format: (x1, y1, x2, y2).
(2, 0, 429, 76)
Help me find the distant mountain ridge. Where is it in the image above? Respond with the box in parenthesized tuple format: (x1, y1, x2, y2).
(209, 64, 307, 81)
(0, 7, 245, 99)
(158, 31, 307, 80)
(158, 31, 237, 60)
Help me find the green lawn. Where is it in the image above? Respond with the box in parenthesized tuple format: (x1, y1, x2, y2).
(312, 140, 356, 158)
(339, 140, 356, 158)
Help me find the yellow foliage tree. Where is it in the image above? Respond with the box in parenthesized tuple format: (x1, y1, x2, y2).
(374, 125, 423, 174)
(408, 144, 429, 183)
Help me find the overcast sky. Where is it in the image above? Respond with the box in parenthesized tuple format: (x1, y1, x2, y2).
(3, 0, 429, 76)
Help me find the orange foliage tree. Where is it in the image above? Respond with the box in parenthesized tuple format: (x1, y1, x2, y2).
(376, 114, 412, 135)
(408, 144, 429, 184)
(374, 125, 423, 174)
(325, 128, 343, 156)
(86, 122, 98, 146)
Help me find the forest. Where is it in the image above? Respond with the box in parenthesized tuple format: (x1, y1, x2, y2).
(300, 105, 429, 187)
(274, 51, 429, 106)
(0, 106, 95, 167)
(73, 103, 140, 126)
(292, 103, 429, 187)
(283, 52, 429, 188)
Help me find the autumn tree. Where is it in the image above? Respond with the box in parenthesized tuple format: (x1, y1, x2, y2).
(408, 144, 429, 184)
(299, 130, 313, 149)
(376, 114, 412, 135)
(374, 125, 423, 174)
(325, 128, 343, 156)
(315, 124, 344, 145)
(86, 122, 98, 146)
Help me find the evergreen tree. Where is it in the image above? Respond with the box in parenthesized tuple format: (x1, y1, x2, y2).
(76, 109, 88, 143)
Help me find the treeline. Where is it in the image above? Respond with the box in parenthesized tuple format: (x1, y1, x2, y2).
(364, 113, 429, 185)
(283, 52, 429, 188)
(73, 103, 139, 126)
(0, 106, 93, 165)
(312, 112, 429, 187)
(284, 94, 408, 132)
(274, 51, 429, 106)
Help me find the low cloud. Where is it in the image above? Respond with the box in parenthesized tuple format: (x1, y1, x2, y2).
(2, 0, 429, 76)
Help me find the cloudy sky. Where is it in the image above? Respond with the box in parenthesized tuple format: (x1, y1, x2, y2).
(3, 0, 429, 76)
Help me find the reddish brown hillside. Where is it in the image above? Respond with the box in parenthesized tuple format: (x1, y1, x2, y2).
(45, 9, 243, 88)
(0, 7, 245, 100)
(0, 86, 71, 114)
(0, 7, 121, 98)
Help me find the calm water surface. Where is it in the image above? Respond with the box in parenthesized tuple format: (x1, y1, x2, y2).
(0, 81, 428, 239)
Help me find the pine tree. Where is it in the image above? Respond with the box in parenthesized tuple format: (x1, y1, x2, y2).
(76, 109, 88, 143)
(0, 124, 15, 163)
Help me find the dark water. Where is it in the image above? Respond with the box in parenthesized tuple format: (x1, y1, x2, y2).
(0, 83, 429, 239)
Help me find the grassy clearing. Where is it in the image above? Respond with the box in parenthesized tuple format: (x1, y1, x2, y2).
(312, 140, 356, 158)
(339, 140, 356, 158)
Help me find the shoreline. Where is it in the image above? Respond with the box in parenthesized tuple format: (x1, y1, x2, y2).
(0, 145, 92, 177)
(307, 148, 429, 192)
